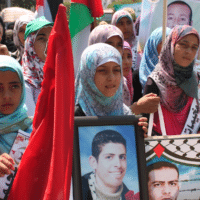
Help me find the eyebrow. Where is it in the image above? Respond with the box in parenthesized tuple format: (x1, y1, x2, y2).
(103, 153, 126, 156)
(181, 40, 199, 46)
(152, 180, 178, 184)
(36, 33, 46, 37)
(0, 81, 21, 84)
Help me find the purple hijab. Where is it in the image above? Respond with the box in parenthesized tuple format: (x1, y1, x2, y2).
(149, 25, 199, 113)
(88, 24, 124, 46)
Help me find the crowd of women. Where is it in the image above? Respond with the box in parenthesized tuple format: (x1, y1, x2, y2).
(0, 5, 199, 198)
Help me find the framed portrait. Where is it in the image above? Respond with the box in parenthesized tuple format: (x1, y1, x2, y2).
(73, 115, 148, 200)
(145, 134, 200, 200)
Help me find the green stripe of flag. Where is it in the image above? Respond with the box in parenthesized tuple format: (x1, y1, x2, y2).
(69, 3, 94, 39)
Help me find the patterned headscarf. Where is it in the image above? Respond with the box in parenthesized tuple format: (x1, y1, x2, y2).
(0, 55, 28, 130)
(88, 24, 124, 46)
(149, 25, 200, 113)
(75, 43, 131, 116)
(22, 31, 45, 89)
(123, 41, 133, 101)
(111, 10, 136, 47)
(139, 27, 171, 89)
(13, 14, 34, 59)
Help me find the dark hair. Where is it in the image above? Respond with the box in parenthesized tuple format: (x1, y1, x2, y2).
(92, 130, 126, 161)
(0, 16, 6, 44)
(147, 162, 179, 181)
(168, 1, 192, 25)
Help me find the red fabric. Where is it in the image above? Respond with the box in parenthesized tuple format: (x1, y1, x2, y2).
(8, 4, 74, 200)
(36, 0, 44, 10)
(153, 97, 193, 135)
(71, 0, 103, 17)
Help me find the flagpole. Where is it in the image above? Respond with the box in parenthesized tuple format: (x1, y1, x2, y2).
(162, 0, 167, 45)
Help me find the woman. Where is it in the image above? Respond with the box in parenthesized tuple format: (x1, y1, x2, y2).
(139, 27, 171, 90)
(111, 10, 138, 70)
(22, 16, 53, 116)
(88, 24, 124, 55)
(0, 55, 32, 178)
(75, 43, 147, 133)
(144, 25, 200, 135)
(122, 41, 133, 106)
(13, 14, 34, 63)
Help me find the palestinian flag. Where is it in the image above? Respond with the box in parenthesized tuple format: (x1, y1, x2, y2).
(36, 0, 63, 22)
(7, 4, 74, 200)
(69, 0, 103, 76)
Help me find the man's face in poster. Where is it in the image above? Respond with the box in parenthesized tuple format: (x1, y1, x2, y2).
(148, 167, 179, 200)
(167, 2, 192, 29)
(89, 142, 127, 192)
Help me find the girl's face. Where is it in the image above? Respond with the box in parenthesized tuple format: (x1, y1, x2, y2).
(18, 24, 27, 45)
(34, 26, 52, 61)
(0, 71, 22, 115)
(94, 61, 121, 97)
(122, 49, 132, 77)
(116, 17, 133, 40)
(106, 36, 123, 55)
(174, 34, 199, 67)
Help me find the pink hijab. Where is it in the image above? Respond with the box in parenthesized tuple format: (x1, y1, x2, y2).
(123, 41, 133, 101)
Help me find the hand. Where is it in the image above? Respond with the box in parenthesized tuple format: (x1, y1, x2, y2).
(0, 44, 9, 56)
(131, 93, 160, 115)
(138, 117, 148, 137)
(0, 153, 15, 177)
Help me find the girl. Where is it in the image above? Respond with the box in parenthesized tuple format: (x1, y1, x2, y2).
(88, 24, 124, 55)
(122, 41, 133, 106)
(111, 10, 138, 70)
(13, 14, 34, 63)
(0, 55, 32, 177)
(75, 43, 147, 131)
(22, 16, 53, 116)
(139, 27, 171, 90)
(144, 25, 200, 135)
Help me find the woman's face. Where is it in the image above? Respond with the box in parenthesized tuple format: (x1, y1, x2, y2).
(122, 49, 132, 77)
(18, 24, 27, 46)
(106, 36, 123, 55)
(116, 17, 133, 40)
(34, 26, 52, 61)
(0, 71, 22, 115)
(0, 24, 3, 43)
(174, 34, 199, 67)
(94, 61, 121, 97)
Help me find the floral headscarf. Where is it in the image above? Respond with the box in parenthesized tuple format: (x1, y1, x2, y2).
(75, 43, 131, 116)
(22, 31, 45, 89)
(88, 24, 124, 46)
(13, 14, 34, 59)
(139, 27, 171, 89)
(149, 25, 200, 113)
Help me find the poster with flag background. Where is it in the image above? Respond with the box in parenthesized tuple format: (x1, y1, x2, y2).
(69, 0, 104, 77)
(145, 134, 200, 200)
(139, 0, 200, 51)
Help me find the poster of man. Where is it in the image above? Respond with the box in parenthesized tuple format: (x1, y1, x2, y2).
(145, 134, 200, 200)
(78, 125, 141, 199)
(147, 162, 180, 200)
(139, 0, 200, 51)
